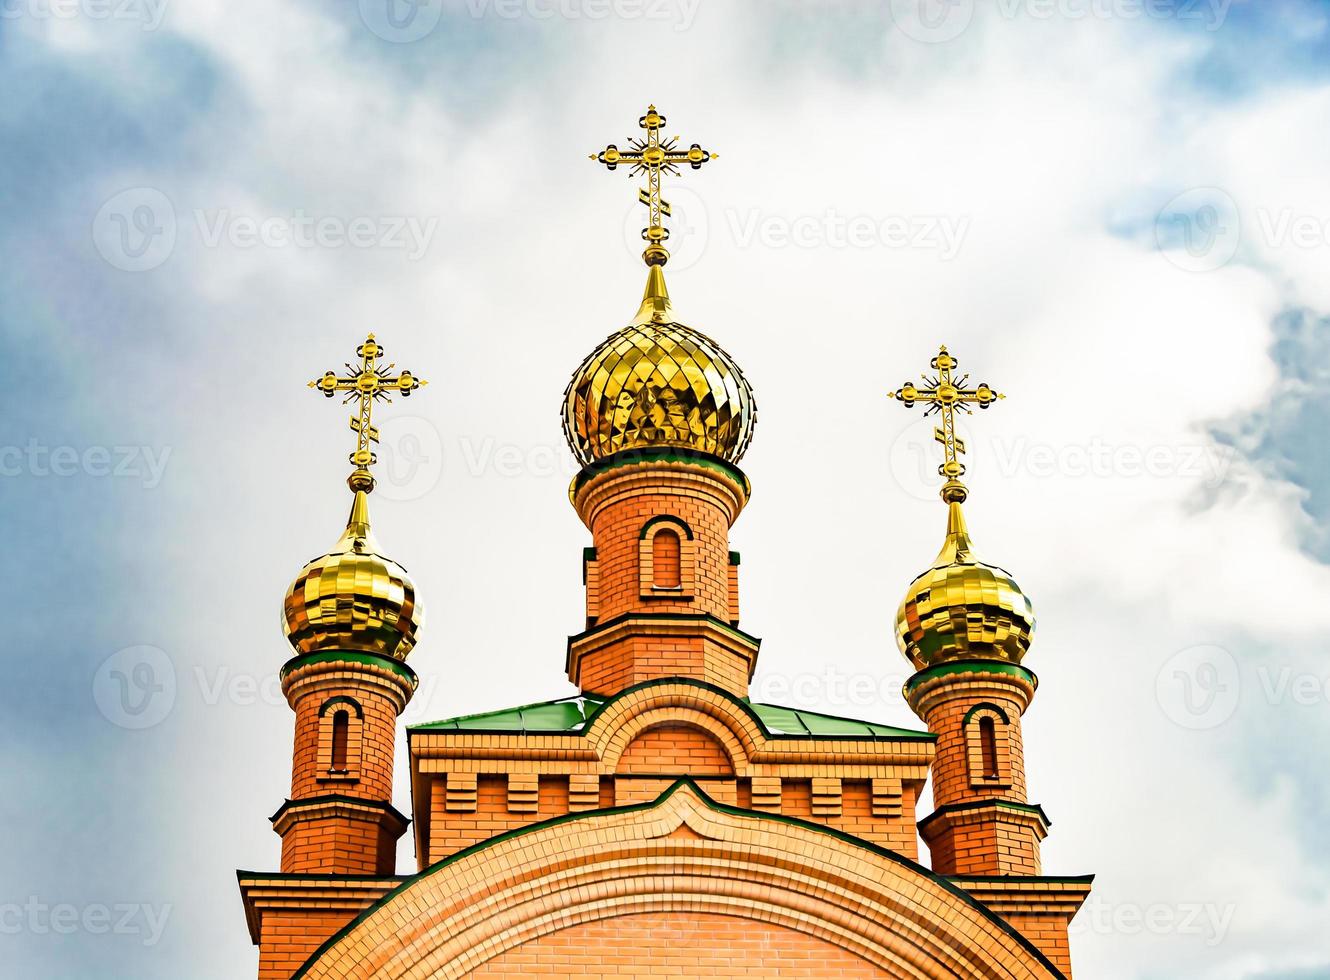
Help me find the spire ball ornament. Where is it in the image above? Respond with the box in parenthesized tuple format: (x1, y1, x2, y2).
(889, 345, 1034, 670)
(283, 334, 428, 662)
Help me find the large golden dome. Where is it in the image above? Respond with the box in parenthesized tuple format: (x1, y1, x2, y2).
(896, 502, 1035, 671)
(283, 491, 423, 661)
(563, 266, 755, 466)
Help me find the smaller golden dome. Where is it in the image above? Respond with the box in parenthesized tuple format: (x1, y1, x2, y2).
(562, 266, 756, 466)
(896, 502, 1035, 670)
(283, 491, 423, 661)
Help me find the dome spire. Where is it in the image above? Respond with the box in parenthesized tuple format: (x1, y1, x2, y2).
(633, 263, 673, 325)
(889, 345, 1033, 669)
(590, 103, 718, 268)
(283, 334, 429, 662)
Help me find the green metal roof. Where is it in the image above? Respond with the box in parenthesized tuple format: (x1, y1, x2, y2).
(410, 685, 931, 741)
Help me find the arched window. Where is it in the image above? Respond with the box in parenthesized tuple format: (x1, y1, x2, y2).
(319, 697, 363, 782)
(331, 711, 350, 771)
(652, 529, 682, 589)
(978, 716, 998, 780)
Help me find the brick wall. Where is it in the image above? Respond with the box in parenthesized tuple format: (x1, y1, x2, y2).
(469, 911, 883, 978)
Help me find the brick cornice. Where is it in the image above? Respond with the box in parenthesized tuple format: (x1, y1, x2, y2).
(906, 660, 1038, 718)
(918, 799, 1051, 842)
(270, 795, 411, 838)
(280, 652, 417, 713)
(236, 873, 404, 945)
(572, 455, 750, 529)
(949, 875, 1094, 921)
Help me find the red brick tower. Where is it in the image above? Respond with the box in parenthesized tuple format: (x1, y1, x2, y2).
(890, 346, 1088, 973)
(241, 335, 426, 978)
(565, 266, 759, 699)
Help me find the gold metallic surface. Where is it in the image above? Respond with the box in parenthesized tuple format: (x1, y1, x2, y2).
(308, 334, 426, 493)
(283, 491, 422, 661)
(895, 502, 1035, 669)
(562, 265, 756, 465)
(888, 345, 1002, 504)
(590, 104, 717, 267)
(284, 335, 427, 660)
(889, 345, 1032, 669)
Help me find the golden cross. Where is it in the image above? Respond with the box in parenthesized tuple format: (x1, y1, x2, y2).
(888, 345, 1003, 504)
(590, 104, 717, 267)
(308, 334, 426, 493)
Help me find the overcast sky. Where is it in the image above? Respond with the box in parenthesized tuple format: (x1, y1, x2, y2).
(3, 1, 1330, 977)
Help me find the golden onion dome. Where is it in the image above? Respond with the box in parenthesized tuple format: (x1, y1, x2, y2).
(896, 502, 1035, 671)
(562, 266, 755, 466)
(283, 491, 422, 661)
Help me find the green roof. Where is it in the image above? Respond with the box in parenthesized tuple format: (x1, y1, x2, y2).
(410, 681, 932, 741)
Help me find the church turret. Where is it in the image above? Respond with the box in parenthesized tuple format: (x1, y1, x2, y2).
(561, 107, 759, 698)
(273, 334, 426, 876)
(888, 345, 1046, 875)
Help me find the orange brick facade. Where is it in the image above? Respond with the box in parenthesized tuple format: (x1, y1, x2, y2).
(240, 454, 1090, 978)
(469, 912, 888, 978)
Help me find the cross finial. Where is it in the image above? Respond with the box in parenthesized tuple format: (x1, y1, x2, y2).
(888, 345, 1004, 504)
(308, 334, 427, 494)
(590, 104, 718, 267)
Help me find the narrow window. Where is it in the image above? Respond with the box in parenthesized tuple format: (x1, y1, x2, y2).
(652, 530, 682, 588)
(331, 711, 350, 771)
(978, 716, 998, 780)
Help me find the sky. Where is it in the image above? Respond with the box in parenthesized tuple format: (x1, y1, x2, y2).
(2, 0, 1329, 977)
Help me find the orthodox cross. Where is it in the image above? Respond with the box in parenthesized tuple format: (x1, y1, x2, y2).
(591, 104, 717, 267)
(308, 334, 426, 493)
(889, 345, 1003, 504)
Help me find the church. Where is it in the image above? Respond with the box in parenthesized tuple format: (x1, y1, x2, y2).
(238, 106, 1092, 979)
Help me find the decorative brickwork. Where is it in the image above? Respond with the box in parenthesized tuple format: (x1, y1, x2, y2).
(293, 782, 1061, 980)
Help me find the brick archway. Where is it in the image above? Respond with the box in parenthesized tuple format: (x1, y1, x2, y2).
(295, 782, 1059, 980)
